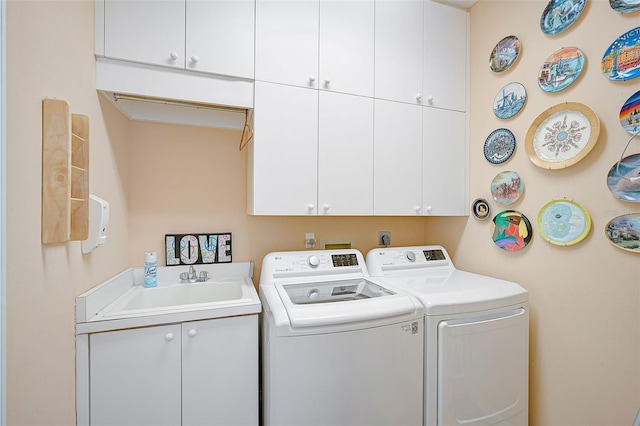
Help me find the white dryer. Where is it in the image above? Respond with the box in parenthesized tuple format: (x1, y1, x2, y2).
(259, 249, 424, 426)
(366, 245, 529, 426)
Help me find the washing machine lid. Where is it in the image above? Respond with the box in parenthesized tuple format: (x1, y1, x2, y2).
(273, 278, 421, 328)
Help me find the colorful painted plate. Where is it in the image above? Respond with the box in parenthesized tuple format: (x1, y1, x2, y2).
(484, 128, 516, 164)
(525, 102, 600, 169)
(493, 82, 527, 119)
(620, 90, 640, 134)
(540, 0, 586, 35)
(602, 26, 640, 82)
(605, 214, 640, 253)
(537, 199, 591, 246)
(607, 153, 640, 202)
(610, 0, 640, 15)
(538, 47, 585, 93)
(490, 171, 524, 205)
(490, 210, 533, 251)
(489, 35, 521, 73)
(472, 198, 491, 220)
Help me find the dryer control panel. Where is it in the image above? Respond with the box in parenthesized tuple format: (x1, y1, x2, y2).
(365, 245, 454, 275)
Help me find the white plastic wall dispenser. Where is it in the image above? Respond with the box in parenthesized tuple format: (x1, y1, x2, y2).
(81, 194, 110, 253)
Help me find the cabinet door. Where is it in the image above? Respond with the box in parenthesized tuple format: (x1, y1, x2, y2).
(318, 92, 374, 215)
(374, 0, 424, 105)
(186, 0, 255, 78)
(182, 316, 259, 425)
(249, 81, 319, 215)
(255, 0, 319, 88)
(374, 99, 423, 215)
(89, 324, 182, 426)
(104, 0, 185, 68)
(319, 0, 374, 97)
(423, 1, 468, 112)
(423, 108, 467, 215)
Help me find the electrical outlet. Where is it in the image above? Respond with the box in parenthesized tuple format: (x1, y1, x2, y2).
(378, 231, 391, 246)
(305, 232, 316, 249)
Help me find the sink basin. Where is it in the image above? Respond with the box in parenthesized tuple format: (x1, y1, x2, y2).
(120, 281, 244, 311)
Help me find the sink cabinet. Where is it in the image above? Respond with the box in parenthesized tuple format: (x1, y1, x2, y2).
(88, 315, 258, 426)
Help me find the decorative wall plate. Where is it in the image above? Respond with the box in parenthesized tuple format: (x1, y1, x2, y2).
(609, 0, 640, 13)
(490, 171, 524, 204)
(537, 47, 585, 93)
(493, 82, 527, 119)
(602, 26, 640, 81)
(472, 198, 491, 220)
(489, 36, 521, 73)
(620, 90, 640, 134)
(607, 153, 640, 202)
(537, 199, 591, 246)
(540, 0, 586, 35)
(605, 214, 640, 253)
(525, 102, 600, 169)
(484, 128, 516, 164)
(491, 210, 533, 251)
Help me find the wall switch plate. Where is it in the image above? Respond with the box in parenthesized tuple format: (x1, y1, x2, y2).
(378, 231, 391, 246)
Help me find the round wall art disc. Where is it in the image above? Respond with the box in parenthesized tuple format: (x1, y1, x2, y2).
(610, 0, 640, 13)
(525, 102, 600, 169)
(607, 153, 640, 202)
(489, 35, 521, 73)
(484, 128, 516, 164)
(602, 26, 640, 82)
(537, 199, 591, 246)
(620, 89, 640, 134)
(490, 210, 533, 251)
(472, 198, 491, 220)
(605, 213, 640, 253)
(538, 47, 585, 93)
(540, 0, 586, 35)
(493, 82, 527, 119)
(490, 171, 524, 204)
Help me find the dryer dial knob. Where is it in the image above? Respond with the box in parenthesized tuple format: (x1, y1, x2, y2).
(308, 289, 320, 300)
(307, 255, 320, 268)
(405, 251, 416, 262)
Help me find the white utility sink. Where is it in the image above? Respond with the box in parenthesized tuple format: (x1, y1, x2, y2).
(75, 262, 262, 334)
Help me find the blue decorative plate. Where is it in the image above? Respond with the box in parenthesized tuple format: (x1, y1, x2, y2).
(607, 153, 640, 202)
(609, 0, 640, 14)
(484, 128, 516, 164)
(602, 26, 640, 82)
(537, 199, 591, 246)
(472, 198, 491, 220)
(538, 47, 585, 93)
(493, 82, 526, 119)
(620, 90, 640, 134)
(489, 35, 521, 73)
(540, 0, 586, 35)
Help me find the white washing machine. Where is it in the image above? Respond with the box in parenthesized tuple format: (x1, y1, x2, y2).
(259, 249, 424, 426)
(366, 246, 529, 426)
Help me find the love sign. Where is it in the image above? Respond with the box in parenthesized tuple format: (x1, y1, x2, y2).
(165, 233, 232, 266)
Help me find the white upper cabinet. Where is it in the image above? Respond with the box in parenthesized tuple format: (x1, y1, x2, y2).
(254, 0, 319, 88)
(255, 0, 374, 96)
(374, 0, 424, 105)
(319, 0, 375, 97)
(423, 0, 468, 112)
(102, 0, 254, 78)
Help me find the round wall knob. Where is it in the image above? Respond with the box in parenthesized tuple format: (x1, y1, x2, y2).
(164, 333, 175, 342)
(169, 51, 178, 60)
(307, 255, 320, 268)
(188, 329, 197, 337)
(190, 55, 199, 63)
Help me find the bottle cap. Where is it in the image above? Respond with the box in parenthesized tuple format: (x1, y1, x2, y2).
(145, 252, 157, 262)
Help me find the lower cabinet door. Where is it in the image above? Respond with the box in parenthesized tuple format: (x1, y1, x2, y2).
(89, 324, 182, 426)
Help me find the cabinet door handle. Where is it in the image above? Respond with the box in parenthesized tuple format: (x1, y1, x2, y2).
(424, 205, 433, 214)
(414, 205, 421, 214)
(307, 204, 315, 213)
(309, 75, 316, 83)
(169, 51, 179, 61)
(324, 78, 331, 86)
(416, 93, 422, 101)
(164, 333, 175, 342)
(190, 55, 199, 63)
(188, 329, 197, 338)
(426, 95, 434, 103)
(322, 204, 330, 213)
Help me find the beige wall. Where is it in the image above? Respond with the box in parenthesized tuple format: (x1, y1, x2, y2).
(4, 0, 639, 425)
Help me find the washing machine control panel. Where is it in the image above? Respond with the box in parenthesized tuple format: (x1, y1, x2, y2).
(366, 246, 452, 274)
(269, 250, 364, 278)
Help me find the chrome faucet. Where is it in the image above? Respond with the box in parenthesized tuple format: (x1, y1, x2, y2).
(179, 266, 210, 283)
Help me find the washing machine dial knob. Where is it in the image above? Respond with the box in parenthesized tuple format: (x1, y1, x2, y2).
(405, 251, 416, 262)
(308, 289, 320, 300)
(307, 255, 320, 268)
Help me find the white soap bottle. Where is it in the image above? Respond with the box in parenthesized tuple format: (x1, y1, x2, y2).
(144, 252, 158, 288)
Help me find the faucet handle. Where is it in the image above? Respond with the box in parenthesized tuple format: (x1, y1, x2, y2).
(179, 272, 189, 281)
(199, 271, 210, 281)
